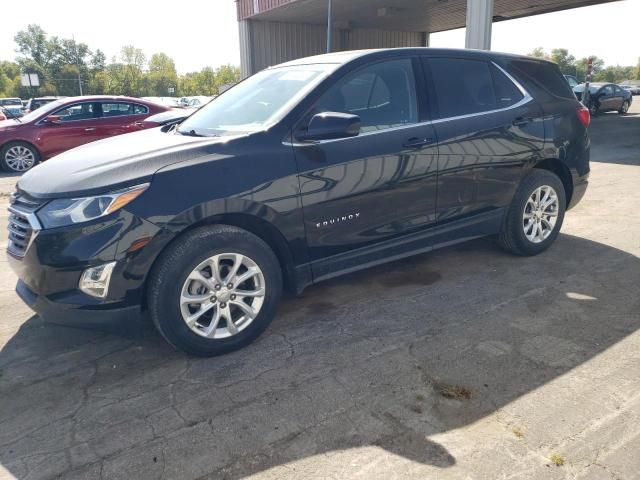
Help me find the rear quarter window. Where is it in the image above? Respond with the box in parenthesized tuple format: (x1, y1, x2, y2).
(505, 60, 575, 100)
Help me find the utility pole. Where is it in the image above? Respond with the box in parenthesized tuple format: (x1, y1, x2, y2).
(326, 0, 333, 53)
(584, 57, 593, 108)
(73, 35, 83, 96)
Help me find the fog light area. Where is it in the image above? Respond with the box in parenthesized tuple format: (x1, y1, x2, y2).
(79, 262, 117, 298)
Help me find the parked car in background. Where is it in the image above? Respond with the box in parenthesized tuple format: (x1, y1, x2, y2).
(7, 48, 590, 356)
(564, 75, 579, 89)
(621, 84, 640, 95)
(24, 96, 65, 114)
(142, 97, 183, 108)
(573, 82, 632, 115)
(0, 98, 23, 108)
(0, 107, 7, 121)
(0, 95, 168, 172)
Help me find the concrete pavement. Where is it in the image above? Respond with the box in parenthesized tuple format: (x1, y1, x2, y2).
(0, 102, 638, 480)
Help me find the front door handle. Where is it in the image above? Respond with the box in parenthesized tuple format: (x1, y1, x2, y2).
(403, 137, 435, 149)
(84, 127, 96, 132)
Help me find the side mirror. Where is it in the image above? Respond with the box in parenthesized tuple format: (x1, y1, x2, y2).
(298, 112, 361, 141)
(43, 114, 61, 124)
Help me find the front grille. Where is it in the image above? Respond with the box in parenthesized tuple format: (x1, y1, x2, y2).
(7, 191, 43, 258)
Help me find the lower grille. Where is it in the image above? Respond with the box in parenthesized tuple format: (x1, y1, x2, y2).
(7, 192, 43, 258)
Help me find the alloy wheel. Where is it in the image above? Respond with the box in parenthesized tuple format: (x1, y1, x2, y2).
(522, 185, 559, 244)
(5, 145, 36, 172)
(180, 253, 266, 339)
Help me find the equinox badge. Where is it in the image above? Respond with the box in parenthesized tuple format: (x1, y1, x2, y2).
(315, 213, 360, 228)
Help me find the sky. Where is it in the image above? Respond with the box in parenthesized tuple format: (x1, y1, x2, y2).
(0, 0, 638, 73)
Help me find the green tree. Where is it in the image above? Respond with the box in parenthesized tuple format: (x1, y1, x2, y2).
(528, 47, 549, 60)
(148, 53, 178, 96)
(550, 48, 576, 75)
(575, 56, 604, 82)
(635, 57, 640, 80)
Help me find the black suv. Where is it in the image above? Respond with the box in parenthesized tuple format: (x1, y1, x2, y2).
(8, 48, 590, 356)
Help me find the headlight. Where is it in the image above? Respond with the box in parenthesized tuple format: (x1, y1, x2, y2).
(37, 184, 149, 228)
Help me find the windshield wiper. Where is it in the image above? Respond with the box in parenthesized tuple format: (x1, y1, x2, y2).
(178, 129, 204, 137)
(2, 108, 22, 123)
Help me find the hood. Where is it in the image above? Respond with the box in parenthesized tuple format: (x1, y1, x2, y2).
(0, 119, 20, 129)
(18, 128, 243, 199)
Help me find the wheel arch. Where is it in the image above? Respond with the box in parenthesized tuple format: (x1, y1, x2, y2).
(141, 210, 307, 313)
(533, 158, 573, 207)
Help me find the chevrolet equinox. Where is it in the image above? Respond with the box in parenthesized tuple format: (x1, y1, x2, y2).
(7, 49, 590, 356)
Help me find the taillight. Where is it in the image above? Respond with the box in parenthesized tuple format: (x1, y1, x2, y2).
(576, 105, 590, 128)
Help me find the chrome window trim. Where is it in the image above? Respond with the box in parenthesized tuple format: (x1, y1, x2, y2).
(289, 60, 533, 147)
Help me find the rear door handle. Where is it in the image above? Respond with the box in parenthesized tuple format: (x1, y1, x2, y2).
(512, 117, 532, 127)
(403, 137, 435, 149)
(84, 127, 96, 132)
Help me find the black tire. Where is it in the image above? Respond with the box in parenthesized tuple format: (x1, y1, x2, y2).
(147, 225, 282, 356)
(0, 141, 40, 173)
(618, 101, 630, 115)
(588, 101, 599, 116)
(498, 169, 566, 256)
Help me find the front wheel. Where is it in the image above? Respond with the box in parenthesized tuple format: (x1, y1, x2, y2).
(498, 170, 566, 256)
(0, 141, 40, 173)
(618, 101, 630, 114)
(588, 102, 599, 116)
(147, 225, 282, 356)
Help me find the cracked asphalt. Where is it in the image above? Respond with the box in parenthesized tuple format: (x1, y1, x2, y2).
(0, 101, 639, 480)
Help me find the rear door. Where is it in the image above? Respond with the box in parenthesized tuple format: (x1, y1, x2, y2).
(612, 85, 626, 110)
(292, 57, 438, 278)
(422, 56, 545, 224)
(94, 102, 151, 137)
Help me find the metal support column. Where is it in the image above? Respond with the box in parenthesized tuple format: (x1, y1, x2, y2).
(465, 0, 494, 50)
(326, 0, 333, 53)
(421, 32, 430, 47)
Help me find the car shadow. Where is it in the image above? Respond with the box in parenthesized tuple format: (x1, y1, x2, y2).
(0, 233, 638, 478)
(589, 107, 640, 166)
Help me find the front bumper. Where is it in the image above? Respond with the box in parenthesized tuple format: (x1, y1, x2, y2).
(15, 279, 142, 333)
(7, 209, 166, 332)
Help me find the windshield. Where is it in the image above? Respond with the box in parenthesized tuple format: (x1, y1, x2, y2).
(19, 99, 68, 122)
(178, 64, 334, 137)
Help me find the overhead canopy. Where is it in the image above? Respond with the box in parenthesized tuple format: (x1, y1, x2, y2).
(238, 0, 621, 33)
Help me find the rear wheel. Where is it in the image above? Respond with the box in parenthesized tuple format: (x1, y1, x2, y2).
(498, 169, 566, 256)
(147, 225, 282, 356)
(0, 141, 40, 173)
(619, 101, 629, 114)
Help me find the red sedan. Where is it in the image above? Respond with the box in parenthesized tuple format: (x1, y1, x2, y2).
(0, 96, 169, 172)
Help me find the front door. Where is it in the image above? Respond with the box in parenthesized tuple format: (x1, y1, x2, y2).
(37, 101, 102, 158)
(292, 57, 438, 280)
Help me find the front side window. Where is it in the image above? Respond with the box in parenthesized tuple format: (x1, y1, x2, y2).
(178, 64, 334, 137)
(52, 103, 97, 122)
(312, 58, 418, 133)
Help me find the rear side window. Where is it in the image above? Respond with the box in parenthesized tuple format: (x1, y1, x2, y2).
(490, 65, 524, 108)
(101, 102, 148, 116)
(505, 60, 575, 100)
(427, 58, 499, 118)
